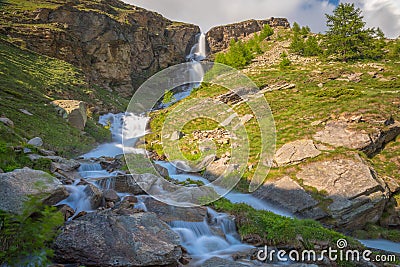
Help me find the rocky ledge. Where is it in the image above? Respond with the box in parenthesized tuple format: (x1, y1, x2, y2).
(206, 18, 290, 54)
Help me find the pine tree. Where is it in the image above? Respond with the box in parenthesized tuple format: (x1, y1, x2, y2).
(324, 3, 384, 61)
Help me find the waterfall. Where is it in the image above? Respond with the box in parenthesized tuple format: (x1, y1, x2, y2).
(187, 33, 207, 61)
(82, 113, 148, 158)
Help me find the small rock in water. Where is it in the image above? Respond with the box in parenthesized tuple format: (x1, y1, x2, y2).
(57, 204, 75, 221)
(103, 189, 120, 203)
(28, 137, 43, 147)
(77, 179, 89, 186)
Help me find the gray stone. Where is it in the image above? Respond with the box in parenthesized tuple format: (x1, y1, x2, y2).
(84, 183, 103, 209)
(170, 130, 184, 140)
(313, 120, 400, 156)
(253, 176, 320, 216)
(273, 139, 321, 166)
(296, 155, 388, 229)
(102, 189, 120, 203)
(0, 168, 69, 214)
(53, 210, 182, 266)
(0, 117, 14, 128)
(48, 156, 80, 172)
(27, 137, 43, 147)
(51, 100, 88, 130)
(19, 109, 33, 116)
(144, 197, 207, 222)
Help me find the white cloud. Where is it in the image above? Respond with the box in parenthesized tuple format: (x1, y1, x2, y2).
(124, 0, 335, 33)
(341, 0, 400, 38)
(123, 0, 400, 38)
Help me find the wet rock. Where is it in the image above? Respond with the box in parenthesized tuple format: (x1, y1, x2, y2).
(51, 100, 87, 130)
(57, 204, 75, 221)
(273, 139, 321, 167)
(84, 184, 102, 209)
(297, 155, 388, 229)
(48, 156, 81, 172)
(0, 168, 69, 214)
(27, 137, 43, 147)
(53, 210, 182, 266)
(203, 157, 230, 182)
(97, 173, 158, 195)
(102, 189, 120, 203)
(144, 197, 207, 222)
(0, 117, 14, 128)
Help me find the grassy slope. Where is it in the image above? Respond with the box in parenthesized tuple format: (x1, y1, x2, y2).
(145, 28, 400, 246)
(0, 38, 129, 161)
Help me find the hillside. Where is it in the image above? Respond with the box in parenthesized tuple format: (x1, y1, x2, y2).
(146, 26, 400, 240)
(0, 0, 200, 96)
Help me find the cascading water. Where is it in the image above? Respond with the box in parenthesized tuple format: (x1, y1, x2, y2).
(187, 33, 207, 61)
(56, 32, 399, 263)
(83, 113, 148, 158)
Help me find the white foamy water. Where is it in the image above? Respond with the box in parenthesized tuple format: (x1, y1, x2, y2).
(82, 113, 148, 159)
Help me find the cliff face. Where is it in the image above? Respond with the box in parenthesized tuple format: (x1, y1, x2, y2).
(206, 18, 290, 54)
(1, 0, 200, 96)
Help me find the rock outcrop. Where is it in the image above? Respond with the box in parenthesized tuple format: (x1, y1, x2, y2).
(255, 154, 390, 230)
(2, 0, 200, 96)
(0, 168, 69, 213)
(273, 139, 321, 166)
(296, 155, 389, 229)
(206, 18, 290, 54)
(52, 100, 88, 130)
(53, 210, 182, 266)
(313, 117, 400, 157)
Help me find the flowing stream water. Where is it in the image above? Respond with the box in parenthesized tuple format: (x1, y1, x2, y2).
(59, 34, 399, 264)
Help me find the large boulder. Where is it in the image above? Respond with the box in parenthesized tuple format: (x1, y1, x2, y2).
(273, 139, 321, 166)
(144, 197, 207, 222)
(0, 168, 69, 213)
(253, 176, 323, 218)
(313, 118, 400, 156)
(53, 210, 182, 266)
(296, 155, 389, 229)
(51, 100, 88, 130)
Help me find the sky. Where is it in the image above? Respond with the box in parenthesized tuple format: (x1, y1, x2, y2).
(124, 0, 400, 38)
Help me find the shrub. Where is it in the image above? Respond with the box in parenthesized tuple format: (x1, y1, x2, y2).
(304, 36, 322, 56)
(0, 196, 64, 265)
(279, 52, 291, 69)
(215, 25, 274, 68)
(162, 89, 175, 104)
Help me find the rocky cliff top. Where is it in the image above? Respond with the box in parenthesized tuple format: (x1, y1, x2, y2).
(206, 17, 290, 54)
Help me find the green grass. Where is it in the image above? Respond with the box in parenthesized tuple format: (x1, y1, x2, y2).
(0, 38, 128, 158)
(210, 198, 360, 249)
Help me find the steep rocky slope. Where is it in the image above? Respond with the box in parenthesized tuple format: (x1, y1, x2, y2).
(0, 0, 200, 96)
